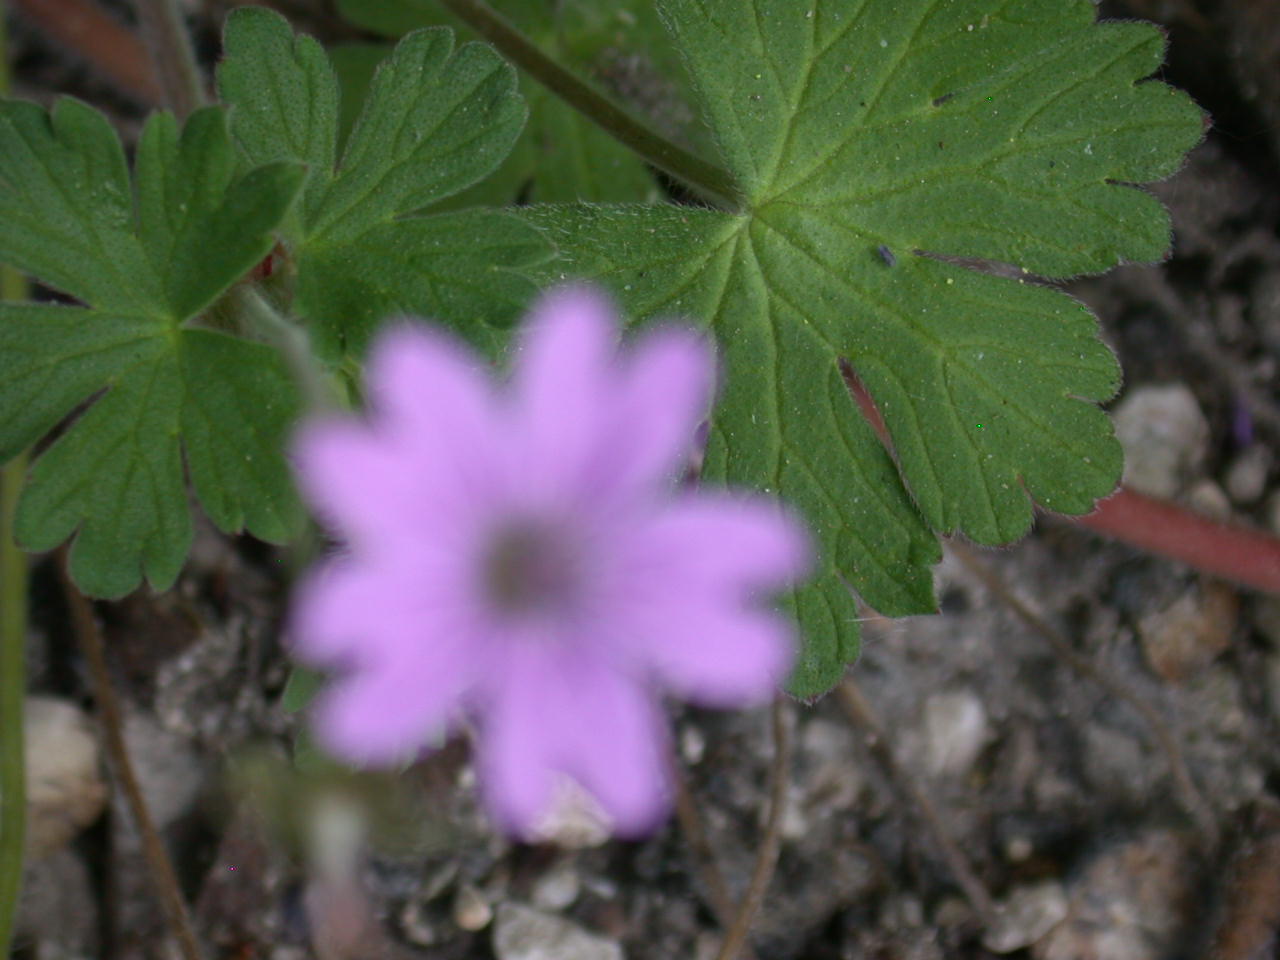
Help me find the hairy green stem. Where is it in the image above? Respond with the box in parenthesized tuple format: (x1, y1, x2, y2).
(0, 6, 30, 951)
(235, 286, 339, 415)
(132, 0, 205, 117)
(436, 0, 741, 209)
(0, 455, 26, 960)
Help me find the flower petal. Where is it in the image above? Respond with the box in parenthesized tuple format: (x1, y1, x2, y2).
(616, 493, 812, 596)
(475, 644, 670, 837)
(312, 661, 466, 766)
(474, 642, 562, 837)
(560, 660, 670, 836)
(611, 598, 795, 705)
(508, 286, 618, 504)
(600, 494, 809, 704)
(599, 324, 714, 500)
(290, 558, 480, 675)
(365, 323, 496, 461)
(291, 418, 416, 547)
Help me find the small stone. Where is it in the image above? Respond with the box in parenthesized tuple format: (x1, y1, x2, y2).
(493, 903, 623, 960)
(680, 725, 706, 765)
(531, 859, 581, 911)
(528, 780, 610, 848)
(15, 847, 97, 955)
(1266, 489, 1280, 536)
(1225, 445, 1271, 504)
(1255, 597, 1280, 649)
(17, 696, 107, 857)
(983, 881, 1069, 953)
(1137, 582, 1239, 684)
(1035, 831, 1193, 960)
(1004, 835, 1035, 863)
(1263, 654, 1280, 724)
(1113, 384, 1209, 498)
(1084, 725, 1150, 801)
(933, 895, 977, 929)
(923, 690, 990, 777)
(453, 883, 493, 931)
(1186, 479, 1231, 520)
(399, 898, 438, 947)
(116, 708, 205, 842)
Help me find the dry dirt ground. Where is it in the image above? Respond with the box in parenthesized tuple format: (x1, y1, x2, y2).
(9, 0, 1280, 958)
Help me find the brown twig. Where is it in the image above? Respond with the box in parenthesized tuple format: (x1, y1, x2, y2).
(673, 772, 738, 926)
(58, 560, 206, 960)
(10, 0, 162, 104)
(948, 539, 1221, 852)
(835, 677, 997, 923)
(714, 698, 793, 960)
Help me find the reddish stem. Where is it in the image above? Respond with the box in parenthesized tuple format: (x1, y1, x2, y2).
(1076, 487, 1280, 594)
(11, 0, 162, 104)
(843, 363, 1280, 595)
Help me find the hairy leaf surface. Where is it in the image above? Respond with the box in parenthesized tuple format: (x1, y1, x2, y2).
(0, 103, 304, 596)
(218, 6, 553, 359)
(520, 0, 1203, 696)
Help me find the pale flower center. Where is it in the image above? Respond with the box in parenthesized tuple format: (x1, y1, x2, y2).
(481, 520, 581, 616)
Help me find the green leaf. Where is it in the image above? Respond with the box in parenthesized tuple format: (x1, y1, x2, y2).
(333, 0, 685, 206)
(219, 7, 552, 358)
(518, 0, 1204, 698)
(297, 209, 556, 360)
(0, 102, 305, 597)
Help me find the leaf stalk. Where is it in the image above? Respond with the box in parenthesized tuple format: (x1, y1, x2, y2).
(436, 0, 742, 210)
(0, 7, 29, 951)
(0, 453, 27, 959)
(132, 0, 205, 117)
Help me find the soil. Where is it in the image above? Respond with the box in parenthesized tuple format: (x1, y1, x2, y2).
(7, 1, 1280, 958)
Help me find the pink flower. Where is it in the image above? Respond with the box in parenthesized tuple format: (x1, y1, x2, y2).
(289, 286, 811, 838)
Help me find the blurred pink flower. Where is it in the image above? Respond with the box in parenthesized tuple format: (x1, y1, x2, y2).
(289, 286, 810, 837)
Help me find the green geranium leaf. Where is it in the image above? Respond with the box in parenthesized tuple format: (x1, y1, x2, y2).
(333, 0, 688, 206)
(218, 6, 552, 359)
(0, 100, 305, 597)
(519, 0, 1204, 698)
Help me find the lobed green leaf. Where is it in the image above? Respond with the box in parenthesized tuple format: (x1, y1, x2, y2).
(518, 0, 1204, 697)
(218, 6, 551, 358)
(0, 103, 305, 597)
(332, 0, 685, 206)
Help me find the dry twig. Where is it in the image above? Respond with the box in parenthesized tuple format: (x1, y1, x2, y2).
(835, 677, 997, 923)
(713, 698, 794, 960)
(59, 560, 206, 960)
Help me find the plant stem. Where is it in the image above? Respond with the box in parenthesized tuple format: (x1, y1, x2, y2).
(714, 698, 792, 960)
(836, 678, 997, 923)
(59, 563, 205, 960)
(1074, 487, 1280, 595)
(234, 286, 339, 415)
(0, 455, 27, 960)
(842, 362, 1280, 597)
(131, 0, 204, 117)
(10, 0, 162, 104)
(0, 7, 29, 952)
(436, 0, 741, 210)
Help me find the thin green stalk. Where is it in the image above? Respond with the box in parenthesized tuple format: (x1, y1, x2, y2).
(132, 0, 205, 117)
(234, 286, 340, 415)
(0, 452, 26, 960)
(437, 0, 742, 210)
(0, 4, 30, 951)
